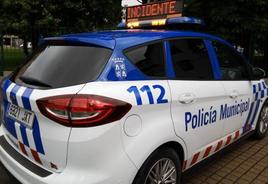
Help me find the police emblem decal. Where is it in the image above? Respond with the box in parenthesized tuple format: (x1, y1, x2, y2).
(112, 57, 127, 79)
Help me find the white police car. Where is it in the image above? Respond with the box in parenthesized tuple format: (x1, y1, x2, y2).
(0, 17, 268, 184)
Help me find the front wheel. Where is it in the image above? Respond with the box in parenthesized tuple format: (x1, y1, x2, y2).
(133, 148, 181, 184)
(254, 100, 268, 139)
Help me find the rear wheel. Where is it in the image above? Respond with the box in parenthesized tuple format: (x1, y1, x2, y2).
(254, 100, 268, 139)
(133, 148, 181, 184)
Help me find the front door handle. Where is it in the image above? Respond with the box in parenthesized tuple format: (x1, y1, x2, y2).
(229, 91, 239, 99)
(178, 93, 195, 104)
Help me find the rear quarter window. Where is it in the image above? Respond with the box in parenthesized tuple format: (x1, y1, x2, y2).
(13, 45, 112, 88)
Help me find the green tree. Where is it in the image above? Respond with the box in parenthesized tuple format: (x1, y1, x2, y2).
(185, 0, 268, 65)
(0, 0, 121, 51)
(45, 0, 121, 31)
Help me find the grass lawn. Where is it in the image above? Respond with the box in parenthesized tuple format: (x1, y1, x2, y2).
(2, 47, 27, 70)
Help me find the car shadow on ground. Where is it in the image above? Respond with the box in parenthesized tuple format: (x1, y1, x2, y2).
(0, 162, 20, 184)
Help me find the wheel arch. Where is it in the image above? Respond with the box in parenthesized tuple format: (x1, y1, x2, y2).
(132, 140, 186, 184)
(156, 141, 185, 167)
(254, 97, 268, 128)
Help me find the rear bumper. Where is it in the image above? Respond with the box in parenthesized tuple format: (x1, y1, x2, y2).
(0, 123, 138, 184)
(0, 140, 48, 184)
(0, 135, 52, 177)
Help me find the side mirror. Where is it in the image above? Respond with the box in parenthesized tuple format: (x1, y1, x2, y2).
(253, 67, 266, 79)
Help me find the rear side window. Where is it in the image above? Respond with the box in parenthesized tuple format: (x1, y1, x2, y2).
(125, 42, 166, 77)
(13, 45, 112, 88)
(170, 39, 213, 80)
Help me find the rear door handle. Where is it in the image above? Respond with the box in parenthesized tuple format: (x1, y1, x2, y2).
(229, 91, 239, 99)
(178, 93, 195, 104)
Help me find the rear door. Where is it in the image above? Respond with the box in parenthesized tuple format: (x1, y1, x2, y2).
(167, 38, 225, 169)
(0, 44, 112, 172)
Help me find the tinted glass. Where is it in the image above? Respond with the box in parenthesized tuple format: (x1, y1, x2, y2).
(213, 42, 249, 80)
(125, 42, 165, 77)
(13, 45, 112, 88)
(170, 39, 213, 80)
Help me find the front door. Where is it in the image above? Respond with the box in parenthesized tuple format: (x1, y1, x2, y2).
(211, 41, 254, 136)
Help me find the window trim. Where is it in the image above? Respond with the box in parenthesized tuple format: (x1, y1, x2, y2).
(164, 41, 176, 78)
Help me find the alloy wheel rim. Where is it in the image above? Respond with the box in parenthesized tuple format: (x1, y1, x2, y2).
(145, 158, 177, 184)
(260, 105, 268, 134)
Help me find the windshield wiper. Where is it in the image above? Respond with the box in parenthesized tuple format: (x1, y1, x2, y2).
(19, 76, 52, 88)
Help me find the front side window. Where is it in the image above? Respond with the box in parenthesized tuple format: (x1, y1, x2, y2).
(170, 39, 214, 80)
(213, 41, 250, 80)
(125, 42, 166, 77)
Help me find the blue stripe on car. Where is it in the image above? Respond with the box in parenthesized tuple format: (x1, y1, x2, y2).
(2, 80, 17, 138)
(20, 124, 29, 147)
(2, 80, 45, 154)
(10, 85, 20, 105)
(249, 99, 261, 127)
(204, 40, 222, 80)
(243, 102, 254, 133)
(32, 117, 45, 154)
(261, 90, 265, 98)
(22, 88, 34, 110)
(21, 87, 45, 154)
(255, 93, 258, 101)
(258, 83, 261, 91)
(164, 41, 176, 78)
(3, 101, 17, 138)
(262, 82, 266, 88)
(253, 85, 256, 93)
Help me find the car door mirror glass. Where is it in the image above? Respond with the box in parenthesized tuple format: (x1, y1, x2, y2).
(253, 67, 266, 79)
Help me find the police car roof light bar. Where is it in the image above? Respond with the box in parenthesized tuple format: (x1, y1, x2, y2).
(117, 17, 204, 29)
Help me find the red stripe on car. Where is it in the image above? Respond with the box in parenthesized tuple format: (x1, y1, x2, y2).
(203, 145, 212, 158)
(19, 142, 28, 156)
(215, 140, 223, 152)
(234, 131, 240, 140)
(225, 135, 232, 146)
(190, 152, 200, 166)
(31, 149, 42, 165)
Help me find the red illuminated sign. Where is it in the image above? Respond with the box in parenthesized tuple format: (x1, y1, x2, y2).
(127, 0, 183, 22)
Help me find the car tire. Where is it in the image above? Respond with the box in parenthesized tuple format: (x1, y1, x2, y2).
(133, 148, 181, 184)
(254, 100, 268, 139)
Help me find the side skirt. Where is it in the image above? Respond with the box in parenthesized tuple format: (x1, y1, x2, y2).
(181, 130, 254, 179)
(182, 129, 254, 172)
